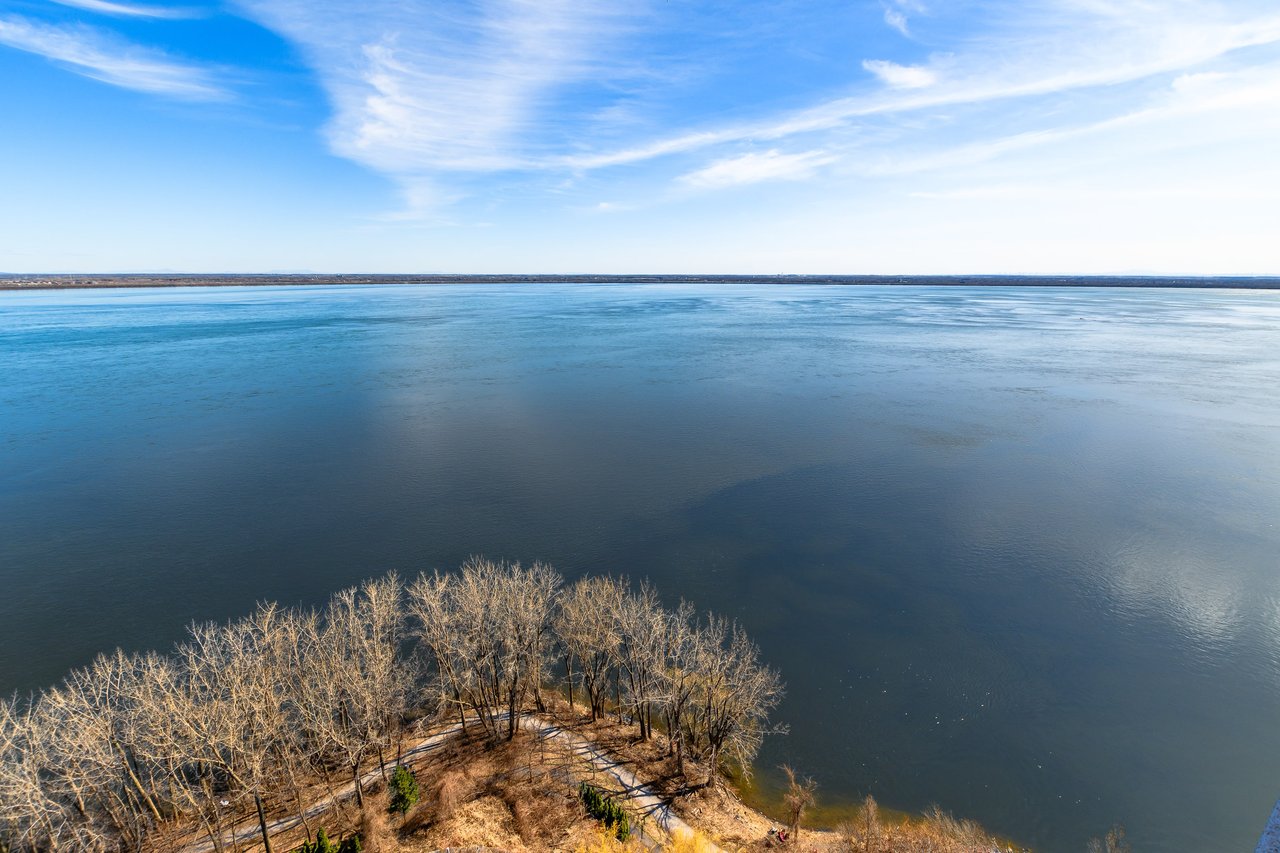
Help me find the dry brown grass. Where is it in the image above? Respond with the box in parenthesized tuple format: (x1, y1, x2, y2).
(664, 829, 725, 853)
(401, 767, 471, 832)
(572, 826, 646, 852)
(358, 803, 396, 853)
(666, 785, 1026, 853)
(406, 794, 523, 851)
(389, 726, 600, 852)
(765, 796, 1025, 853)
(191, 706, 1024, 853)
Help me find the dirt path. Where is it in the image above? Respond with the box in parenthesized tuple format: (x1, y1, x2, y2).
(181, 722, 467, 853)
(517, 716, 711, 849)
(179, 714, 718, 853)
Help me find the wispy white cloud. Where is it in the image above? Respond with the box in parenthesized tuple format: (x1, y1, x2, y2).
(231, 0, 641, 213)
(859, 62, 1280, 178)
(679, 149, 836, 189)
(373, 177, 466, 223)
(48, 0, 200, 20)
(592, 201, 635, 213)
(221, 0, 1280, 225)
(881, 0, 925, 37)
(912, 183, 1280, 202)
(567, 2, 1280, 172)
(883, 8, 910, 37)
(560, 129, 739, 171)
(862, 59, 936, 89)
(0, 15, 226, 99)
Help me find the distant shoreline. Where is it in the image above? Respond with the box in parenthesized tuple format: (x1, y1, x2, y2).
(2, 273, 1279, 290)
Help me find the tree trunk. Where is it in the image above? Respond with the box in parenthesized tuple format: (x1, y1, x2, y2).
(294, 785, 313, 841)
(255, 792, 274, 853)
(565, 657, 574, 710)
(195, 807, 224, 853)
(116, 741, 164, 824)
(352, 760, 365, 809)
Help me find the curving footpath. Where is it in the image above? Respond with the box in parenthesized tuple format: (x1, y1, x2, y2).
(515, 716, 713, 849)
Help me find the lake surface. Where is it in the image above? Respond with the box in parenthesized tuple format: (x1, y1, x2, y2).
(2, 283, 1278, 852)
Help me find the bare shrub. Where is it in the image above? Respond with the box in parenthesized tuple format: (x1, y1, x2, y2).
(914, 803, 1005, 852)
(858, 794, 880, 852)
(836, 819, 858, 851)
(1088, 823, 1131, 853)
(780, 764, 817, 843)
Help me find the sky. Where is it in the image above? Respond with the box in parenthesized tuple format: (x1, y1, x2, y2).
(1, 0, 1279, 274)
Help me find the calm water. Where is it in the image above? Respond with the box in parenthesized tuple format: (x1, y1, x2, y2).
(2, 283, 1279, 852)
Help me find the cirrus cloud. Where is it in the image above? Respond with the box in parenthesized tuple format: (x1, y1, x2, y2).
(0, 15, 227, 100)
(679, 149, 836, 189)
(862, 58, 937, 89)
(48, 0, 201, 20)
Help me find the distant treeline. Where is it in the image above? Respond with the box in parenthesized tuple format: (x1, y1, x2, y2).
(0, 559, 783, 852)
(4, 273, 1280, 289)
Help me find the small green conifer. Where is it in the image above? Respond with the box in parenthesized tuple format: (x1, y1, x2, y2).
(388, 765, 420, 817)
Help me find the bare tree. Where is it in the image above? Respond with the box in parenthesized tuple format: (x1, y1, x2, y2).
(780, 764, 817, 844)
(448, 558, 511, 740)
(264, 607, 324, 840)
(170, 603, 307, 852)
(554, 576, 624, 720)
(406, 570, 475, 729)
(657, 600, 699, 779)
(38, 651, 166, 848)
(127, 648, 231, 849)
(450, 558, 561, 740)
(0, 696, 23, 846)
(692, 615, 784, 782)
(302, 574, 406, 809)
(612, 583, 669, 740)
(0, 559, 790, 853)
(0, 696, 68, 852)
(328, 574, 407, 777)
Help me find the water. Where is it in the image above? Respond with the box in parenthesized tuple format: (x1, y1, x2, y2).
(2, 283, 1278, 852)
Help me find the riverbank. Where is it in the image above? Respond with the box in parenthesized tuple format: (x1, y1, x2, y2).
(4, 273, 1279, 289)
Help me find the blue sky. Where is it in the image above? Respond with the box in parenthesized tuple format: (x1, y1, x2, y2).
(1, 0, 1278, 273)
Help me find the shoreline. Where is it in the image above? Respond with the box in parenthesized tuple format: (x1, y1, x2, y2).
(3, 272, 1280, 290)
